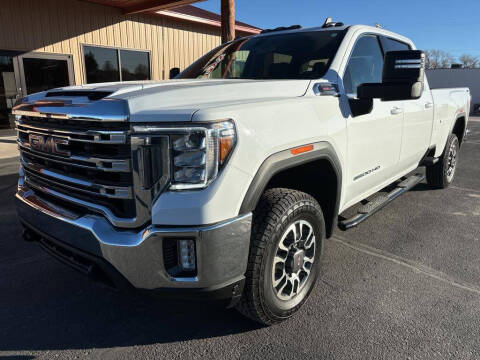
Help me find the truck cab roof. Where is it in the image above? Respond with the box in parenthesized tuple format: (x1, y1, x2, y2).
(253, 24, 413, 48)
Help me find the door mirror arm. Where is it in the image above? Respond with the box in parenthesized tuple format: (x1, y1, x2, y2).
(348, 97, 374, 117)
(169, 67, 180, 79)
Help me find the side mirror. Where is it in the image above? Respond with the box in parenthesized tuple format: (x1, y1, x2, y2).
(169, 67, 180, 79)
(357, 50, 425, 101)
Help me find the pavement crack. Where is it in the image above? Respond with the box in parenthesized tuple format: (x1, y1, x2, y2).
(329, 235, 480, 296)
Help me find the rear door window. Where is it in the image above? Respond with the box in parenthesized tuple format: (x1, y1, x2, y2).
(380, 37, 411, 52)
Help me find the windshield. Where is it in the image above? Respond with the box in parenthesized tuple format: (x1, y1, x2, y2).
(178, 30, 346, 80)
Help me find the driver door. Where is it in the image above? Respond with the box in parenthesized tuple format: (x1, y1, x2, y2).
(342, 34, 404, 206)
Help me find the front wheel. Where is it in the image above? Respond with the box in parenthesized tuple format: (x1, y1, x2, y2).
(236, 188, 325, 325)
(426, 133, 459, 189)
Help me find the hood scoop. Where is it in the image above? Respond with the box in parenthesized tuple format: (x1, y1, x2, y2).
(46, 90, 113, 102)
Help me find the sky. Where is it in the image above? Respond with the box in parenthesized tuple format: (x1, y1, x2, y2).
(196, 0, 480, 60)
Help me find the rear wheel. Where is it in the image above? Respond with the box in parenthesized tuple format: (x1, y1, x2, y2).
(426, 133, 459, 189)
(236, 188, 325, 325)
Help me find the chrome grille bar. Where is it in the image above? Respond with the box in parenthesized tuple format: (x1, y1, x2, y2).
(16, 121, 127, 144)
(18, 141, 130, 172)
(22, 159, 133, 200)
(20, 178, 140, 226)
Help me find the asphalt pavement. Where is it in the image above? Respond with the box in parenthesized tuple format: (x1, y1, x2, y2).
(1, 120, 479, 359)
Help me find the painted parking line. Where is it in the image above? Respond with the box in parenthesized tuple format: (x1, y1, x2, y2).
(329, 235, 480, 296)
(451, 185, 480, 194)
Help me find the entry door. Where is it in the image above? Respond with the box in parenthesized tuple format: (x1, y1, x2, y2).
(399, 77, 434, 166)
(15, 52, 74, 97)
(342, 35, 403, 206)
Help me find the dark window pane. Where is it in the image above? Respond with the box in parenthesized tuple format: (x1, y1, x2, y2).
(179, 30, 346, 80)
(22, 57, 70, 95)
(84, 46, 120, 83)
(344, 35, 384, 95)
(381, 37, 411, 52)
(120, 50, 150, 81)
(0, 55, 15, 128)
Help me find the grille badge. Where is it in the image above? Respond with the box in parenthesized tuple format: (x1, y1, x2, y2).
(28, 134, 71, 157)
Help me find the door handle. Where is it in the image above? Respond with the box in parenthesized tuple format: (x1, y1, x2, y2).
(391, 107, 404, 115)
(425, 102, 433, 109)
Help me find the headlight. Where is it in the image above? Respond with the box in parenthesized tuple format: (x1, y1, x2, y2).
(133, 121, 237, 191)
(170, 121, 236, 190)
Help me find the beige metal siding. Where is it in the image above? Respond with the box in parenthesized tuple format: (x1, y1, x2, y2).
(0, 0, 223, 84)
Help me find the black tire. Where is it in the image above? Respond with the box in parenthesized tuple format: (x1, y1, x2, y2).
(426, 133, 459, 189)
(236, 188, 325, 325)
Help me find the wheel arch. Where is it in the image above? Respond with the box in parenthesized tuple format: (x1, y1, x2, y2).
(452, 114, 466, 146)
(239, 142, 342, 238)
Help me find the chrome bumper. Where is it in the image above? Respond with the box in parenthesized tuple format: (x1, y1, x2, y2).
(16, 184, 252, 297)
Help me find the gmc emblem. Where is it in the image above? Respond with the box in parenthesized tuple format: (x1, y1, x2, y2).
(28, 134, 70, 157)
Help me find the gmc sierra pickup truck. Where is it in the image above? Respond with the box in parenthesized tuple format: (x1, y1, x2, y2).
(14, 22, 470, 325)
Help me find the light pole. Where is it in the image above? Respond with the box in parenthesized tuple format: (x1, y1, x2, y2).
(221, 0, 235, 43)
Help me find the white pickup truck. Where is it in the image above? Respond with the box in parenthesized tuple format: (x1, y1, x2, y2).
(14, 22, 470, 325)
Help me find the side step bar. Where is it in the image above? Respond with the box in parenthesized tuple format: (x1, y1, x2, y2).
(339, 173, 425, 231)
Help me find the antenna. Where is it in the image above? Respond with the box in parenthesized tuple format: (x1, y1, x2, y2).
(322, 17, 344, 28)
(375, 23, 383, 28)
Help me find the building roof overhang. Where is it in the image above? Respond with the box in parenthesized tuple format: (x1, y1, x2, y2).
(81, 1, 261, 35)
(82, 0, 206, 15)
(156, 6, 261, 34)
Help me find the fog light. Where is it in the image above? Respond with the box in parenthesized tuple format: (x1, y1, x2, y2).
(178, 239, 196, 271)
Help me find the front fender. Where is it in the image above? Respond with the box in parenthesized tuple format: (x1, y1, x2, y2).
(239, 141, 342, 237)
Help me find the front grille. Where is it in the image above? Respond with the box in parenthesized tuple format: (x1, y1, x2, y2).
(17, 115, 136, 220)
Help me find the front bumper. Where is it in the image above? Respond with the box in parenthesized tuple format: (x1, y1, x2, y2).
(16, 185, 252, 302)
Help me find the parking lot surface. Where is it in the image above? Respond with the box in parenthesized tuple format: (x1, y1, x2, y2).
(1, 120, 479, 359)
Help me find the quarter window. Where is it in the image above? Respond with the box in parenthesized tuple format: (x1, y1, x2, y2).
(343, 35, 384, 96)
(84, 45, 150, 84)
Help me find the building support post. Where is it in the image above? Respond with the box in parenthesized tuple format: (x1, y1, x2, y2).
(221, 0, 235, 43)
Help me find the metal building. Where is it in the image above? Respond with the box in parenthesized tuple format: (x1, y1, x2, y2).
(0, 0, 260, 129)
(427, 69, 479, 114)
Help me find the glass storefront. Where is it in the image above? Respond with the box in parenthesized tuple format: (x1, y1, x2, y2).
(0, 46, 151, 129)
(83, 45, 151, 83)
(0, 51, 74, 129)
(0, 51, 19, 129)
(22, 57, 71, 95)
(0, 45, 149, 129)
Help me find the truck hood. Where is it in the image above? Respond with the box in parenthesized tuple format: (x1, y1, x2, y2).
(22, 79, 311, 122)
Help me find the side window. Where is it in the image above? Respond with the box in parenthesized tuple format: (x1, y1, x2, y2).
(380, 37, 411, 52)
(343, 35, 384, 96)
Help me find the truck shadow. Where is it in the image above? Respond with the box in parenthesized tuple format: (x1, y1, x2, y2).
(0, 171, 261, 353)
